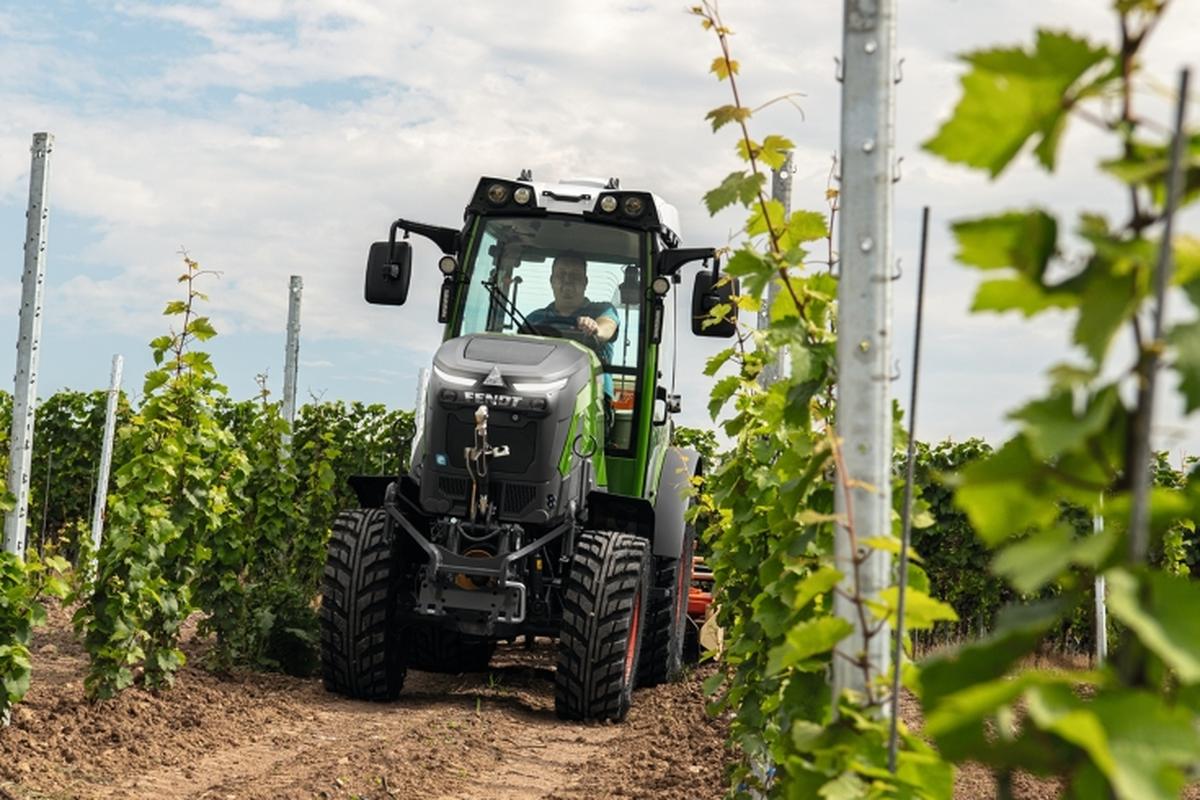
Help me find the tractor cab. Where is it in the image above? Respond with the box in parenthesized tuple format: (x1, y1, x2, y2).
(364, 175, 736, 497)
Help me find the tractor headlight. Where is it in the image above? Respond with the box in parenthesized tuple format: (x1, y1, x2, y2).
(433, 365, 477, 387)
(598, 195, 618, 213)
(622, 196, 645, 217)
(512, 377, 568, 394)
(438, 255, 458, 275)
(513, 186, 533, 205)
(651, 276, 671, 296)
(486, 183, 510, 205)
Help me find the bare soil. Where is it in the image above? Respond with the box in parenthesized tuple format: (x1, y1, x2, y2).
(0, 604, 730, 800)
(6, 607, 1191, 799)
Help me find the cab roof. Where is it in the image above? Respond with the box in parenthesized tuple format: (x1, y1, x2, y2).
(466, 175, 683, 248)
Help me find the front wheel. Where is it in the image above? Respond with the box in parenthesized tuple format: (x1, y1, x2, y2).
(555, 531, 651, 722)
(319, 508, 406, 701)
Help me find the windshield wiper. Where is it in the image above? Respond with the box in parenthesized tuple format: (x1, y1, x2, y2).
(481, 279, 542, 335)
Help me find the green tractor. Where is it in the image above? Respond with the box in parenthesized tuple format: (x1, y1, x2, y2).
(320, 174, 736, 721)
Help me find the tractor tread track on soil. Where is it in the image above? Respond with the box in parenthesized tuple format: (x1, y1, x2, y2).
(555, 530, 649, 721)
(319, 508, 404, 701)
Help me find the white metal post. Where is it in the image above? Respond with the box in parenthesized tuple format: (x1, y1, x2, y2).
(833, 1, 896, 702)
(757, 151, 795, 388)
(90, 355, 123, 554)
(4, 133, 54, 558)
(282, 275, 303, 425)
(1094, 499, 1107, 664)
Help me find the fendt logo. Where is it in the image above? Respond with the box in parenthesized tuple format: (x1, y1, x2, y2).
(462, 391, 525, 409)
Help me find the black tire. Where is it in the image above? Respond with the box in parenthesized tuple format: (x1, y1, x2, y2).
(319, 508, 405, 701)
(406, 624, 496, 673)
(555, 531, 651, 722)
(637, 521, 696, 687)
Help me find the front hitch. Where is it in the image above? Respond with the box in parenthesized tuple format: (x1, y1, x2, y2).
(464, 404, 510, 522)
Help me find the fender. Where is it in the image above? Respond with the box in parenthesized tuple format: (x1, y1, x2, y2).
(651, 446, 702, 559)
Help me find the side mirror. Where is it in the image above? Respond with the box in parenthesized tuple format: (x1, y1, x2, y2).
(691, 269, 738, 337)
(365, 241, 412, 305)
(652, 385, 680, 426)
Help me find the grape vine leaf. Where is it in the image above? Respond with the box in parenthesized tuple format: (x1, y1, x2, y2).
(1168, 320, 1200, 413)
(924, 31, 1112, 176)
(954, 210, 1058, 277)
(1106, 568, 1200, 683)
(766, 616, 853, 676)
(1008, 385, 1118, 460)
(704, 170, 765, 214)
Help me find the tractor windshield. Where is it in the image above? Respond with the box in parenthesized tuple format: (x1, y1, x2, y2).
(459, 217, 646, 450)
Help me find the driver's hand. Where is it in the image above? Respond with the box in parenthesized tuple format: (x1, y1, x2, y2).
(576, 316, 600, 336)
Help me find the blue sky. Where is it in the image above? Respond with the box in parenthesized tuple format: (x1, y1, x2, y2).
(0, 1, 1197, 458)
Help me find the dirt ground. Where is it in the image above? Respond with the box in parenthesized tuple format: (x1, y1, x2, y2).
(0, 604, 730, 800)
(4, 606, 1189, 800)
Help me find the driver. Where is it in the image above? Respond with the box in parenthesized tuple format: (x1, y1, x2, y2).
(525, 255, 619, 396)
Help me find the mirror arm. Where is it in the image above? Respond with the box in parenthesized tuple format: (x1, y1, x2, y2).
(656, 246, 717, 276)
(389, 218, 461, 256)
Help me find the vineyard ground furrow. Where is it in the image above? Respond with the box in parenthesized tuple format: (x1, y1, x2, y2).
(0, 603, 731, 800)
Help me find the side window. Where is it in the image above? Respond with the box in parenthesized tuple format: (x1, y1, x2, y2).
(460, 230, 497, 334)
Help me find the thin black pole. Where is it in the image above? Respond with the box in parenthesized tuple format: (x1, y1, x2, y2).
(1129, 67, 1190, 564)
(888, 206, 930, 772)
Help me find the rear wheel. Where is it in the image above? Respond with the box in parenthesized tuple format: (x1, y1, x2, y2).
(638, 521, 696, 686)
(555, 531, 650, 722)
(319, 508, 405, 701)
(407, 624, 496, 673)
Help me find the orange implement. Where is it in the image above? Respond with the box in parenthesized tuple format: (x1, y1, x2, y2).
(688, 556, 714, 622)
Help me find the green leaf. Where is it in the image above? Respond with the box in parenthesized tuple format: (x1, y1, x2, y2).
(765, 616, 853, 675)
(971, 276, 1078, 316)
(187, 316, 217, 341)
(923, 31, 1112, 176)
(1106, 568, 1200, 683)
(143, 370, 169, 396)
(1089, 691, 1200, 800)
(991, 524, 1109, 594)
(704, 104, 752, 133)
(782, 210, 828, 253)
(162, 300, 187, 315)
(1008, 386, 1118, 460)
(818, 771, 867, 800)
(789, 565, 842, 611)
(871, 586, 958, 630)
(1072, 258, 1139, 363)
(955, 437, 1060, 545)
(708, 375, 741, 421)
(723, 248, 775, 299)
(919, 597, 1068, 709)
(1168, 320, 1200, 413)
(703, 347, 735, 377)
(703, 170, 765, 214)
(759, 135, 794, 170)
(1101, 133, 1200, 208)
(953, 210, 1058, 278)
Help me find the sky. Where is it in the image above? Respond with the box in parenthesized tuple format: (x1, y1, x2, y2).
(0, 0, 1196, 460)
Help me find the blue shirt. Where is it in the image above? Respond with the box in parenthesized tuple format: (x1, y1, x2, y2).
(525, 300, 619, 396)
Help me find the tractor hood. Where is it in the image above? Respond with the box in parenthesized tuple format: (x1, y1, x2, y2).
(414, 332, 603, 525)
(432, 333, 597, 393)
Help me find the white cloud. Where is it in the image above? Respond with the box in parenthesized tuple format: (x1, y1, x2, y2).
(0, 0, 1196, 456)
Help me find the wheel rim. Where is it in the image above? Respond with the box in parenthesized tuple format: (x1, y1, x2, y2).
(674, 546, 689, 634)
(623, 588, 643, 684)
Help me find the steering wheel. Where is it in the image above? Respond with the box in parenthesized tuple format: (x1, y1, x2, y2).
(519, 319, 603, 354)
